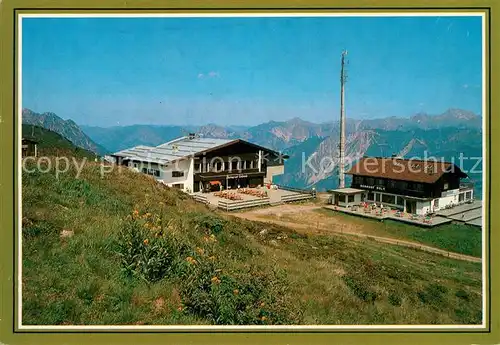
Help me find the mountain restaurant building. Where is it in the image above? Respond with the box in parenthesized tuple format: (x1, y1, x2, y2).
(109, 134, 287, 193)
(329, 157, 474, 215)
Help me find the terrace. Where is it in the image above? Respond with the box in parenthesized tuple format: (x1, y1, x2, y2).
(324, 202, 452, 227)
(192, 186, 314, 211)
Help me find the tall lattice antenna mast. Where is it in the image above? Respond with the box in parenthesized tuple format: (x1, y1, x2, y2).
(338, 49, 348, 188)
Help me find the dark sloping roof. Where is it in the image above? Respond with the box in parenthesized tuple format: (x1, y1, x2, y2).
(194, 139, 289, 159)
(112, 137, 288, 164)
(22, 137, 38, 143)
(346, 157, 467, 184)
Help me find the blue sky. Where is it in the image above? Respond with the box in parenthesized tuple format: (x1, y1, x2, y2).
(22, 15, 483, 127)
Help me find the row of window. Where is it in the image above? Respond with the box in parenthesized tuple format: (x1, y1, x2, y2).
(337, 195, 355, 203)
(132, 162, 186, 179)
(139, 167, 185, 178)
(354, 176, 424, 192)
(141, 168, 160, 177)
(458, 191, 473, 202)
(194, 159, 258, 173)
(366, 192, 404, 206)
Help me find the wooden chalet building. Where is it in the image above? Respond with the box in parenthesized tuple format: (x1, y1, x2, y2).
(329, 156, 474, 215)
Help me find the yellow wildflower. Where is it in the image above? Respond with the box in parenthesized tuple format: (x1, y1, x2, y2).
(143, 239, 149, 245)
(196, 247, 205, 255)
(211, 276, 221, 284)
(186, 256, 197, 265)
(233, 289, 239, 295)
(261, 316, 267, 321)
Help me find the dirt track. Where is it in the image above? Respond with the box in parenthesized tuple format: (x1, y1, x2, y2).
(231, 204, 481, 264)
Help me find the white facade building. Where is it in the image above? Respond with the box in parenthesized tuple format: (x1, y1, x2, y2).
(111, 134, 286, 193)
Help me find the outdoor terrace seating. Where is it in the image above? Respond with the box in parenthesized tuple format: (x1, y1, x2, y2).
(238, 188, 268, 198)
(213, 191, 243, 201)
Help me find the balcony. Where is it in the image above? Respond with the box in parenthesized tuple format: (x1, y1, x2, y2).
(459, 182, 474, 190)
(195, 168, 262, 178)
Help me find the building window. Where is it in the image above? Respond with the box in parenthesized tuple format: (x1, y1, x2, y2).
(382, 194, 396, 204)
(375, 193, 381, 202)
(212, 161, 222, 172)
(172, 184, 184, 189)
(338, 195, 346, 203)
(376, 179, 384, 186)
(354, 176, 363, 184)
(348, 195, 355, 203)
(415, 183, 424, 192)
(230, 161, 239, 171)
(466, 191, 472, 200)
(143, 168, 160, 177)
(194, 163, 201, 172)
(397, 181, 408, 190)
(366, 177, 375, 185)
(172, 171, 185, 178)
(443, 182, 449, 190)
(396, 196, 404, 206)
(367, 192, 374, 201)
(388, 180, 396, 189)
(435, 198, 440, 208)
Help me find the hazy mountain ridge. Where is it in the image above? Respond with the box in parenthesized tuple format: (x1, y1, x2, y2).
(22, 109, 107, 155)
(22, 107, 482, 193)
(275, 126, 482, 196)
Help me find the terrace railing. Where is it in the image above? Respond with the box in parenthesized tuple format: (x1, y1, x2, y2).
(192, 194, 209, 205)
(218, 197, 270, 211)
(274, 184, 316, 196)
(281, 193, 314, 203)
(460, 182, 475, 190)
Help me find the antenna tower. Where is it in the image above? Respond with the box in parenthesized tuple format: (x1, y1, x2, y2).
(338, 50, 348, 188)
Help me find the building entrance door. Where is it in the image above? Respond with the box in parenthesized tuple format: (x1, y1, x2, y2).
(406, 200, 417, 214)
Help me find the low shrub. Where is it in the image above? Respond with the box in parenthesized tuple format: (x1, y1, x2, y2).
(178, 261, 297, 325)
(388, 293, 402, 306)
(117, 213, 174, 283)
(455, 289, 470, 301)
(342, 275, 377, 303)
(22, 222, 57, 238)
(191, 213, 226, 234)
(417, 283, 449, 309)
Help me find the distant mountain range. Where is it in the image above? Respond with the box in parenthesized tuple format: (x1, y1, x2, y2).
(22, 109, 107, 155)
(22, 108, 483, 195)
(22, 124, 96, 159)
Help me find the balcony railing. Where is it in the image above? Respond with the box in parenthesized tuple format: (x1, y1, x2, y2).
(459, 182, 475, 190)
(195, 168, 261, 176)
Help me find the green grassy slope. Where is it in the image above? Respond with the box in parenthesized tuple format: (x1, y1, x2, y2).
(22, 159, 482, 325)
(22, 124, 97, 159)
(314, 209, 482, 257)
